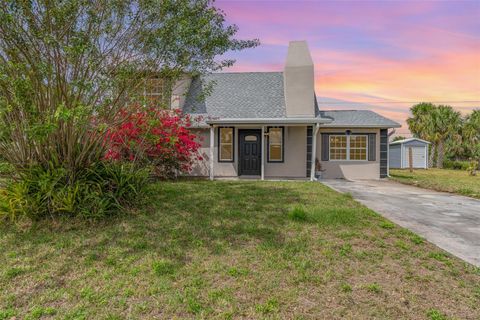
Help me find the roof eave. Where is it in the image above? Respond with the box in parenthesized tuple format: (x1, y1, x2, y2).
(321, 124, 402, 128)
(206, 117, 333, 125)
(390, 138, 431, 145)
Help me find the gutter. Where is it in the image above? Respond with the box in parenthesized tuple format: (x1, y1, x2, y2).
(321, 124, 401, 129)
(206, 117, 333, 125)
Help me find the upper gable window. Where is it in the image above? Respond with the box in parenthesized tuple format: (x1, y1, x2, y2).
(136, 78, 172, 108)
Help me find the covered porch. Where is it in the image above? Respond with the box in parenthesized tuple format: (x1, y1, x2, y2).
(206, 118, 329, 181)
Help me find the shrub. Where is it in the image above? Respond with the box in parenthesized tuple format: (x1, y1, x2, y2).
(0, 162, 149, 221)
(104, 106, 202, 179)
(0, 162, 14, 176)
(467, 159, 478, 176)
(443, 159, 470, 170)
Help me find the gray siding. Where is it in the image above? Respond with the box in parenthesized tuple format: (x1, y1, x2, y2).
(368, 134, 376, 161)
(306, 126, 313, 177)
(389, 144, 402, 168)
(379, 129, 388, 178)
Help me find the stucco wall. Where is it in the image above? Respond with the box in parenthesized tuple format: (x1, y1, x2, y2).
(264, 126, 307, 178)
(189, 127, 239, 177)
(189, 128, 211, 176)
(188, 126, 307, 178)
(315, 128, 381, 180)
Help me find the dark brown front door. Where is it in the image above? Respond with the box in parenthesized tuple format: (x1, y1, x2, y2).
(239, 129, 261, 176)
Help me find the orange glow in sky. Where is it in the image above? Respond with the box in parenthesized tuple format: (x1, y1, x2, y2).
(218, 0, 480, 135)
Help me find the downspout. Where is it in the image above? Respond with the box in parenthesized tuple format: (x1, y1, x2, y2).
(261, 125, 265, 181)
(310, 123, 320, 181)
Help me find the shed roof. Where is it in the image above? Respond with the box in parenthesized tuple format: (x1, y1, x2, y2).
(390, 138, 431, 145)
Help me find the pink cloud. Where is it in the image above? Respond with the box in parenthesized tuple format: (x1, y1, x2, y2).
(216, 0, 480, 133)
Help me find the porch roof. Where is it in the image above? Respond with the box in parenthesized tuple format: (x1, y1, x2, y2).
(317, 110, 401, 128)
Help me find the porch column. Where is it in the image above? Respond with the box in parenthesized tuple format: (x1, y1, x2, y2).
(261, 125, 265, 180)
(209, 125, 214, 180)
(310, 123, 320, 181)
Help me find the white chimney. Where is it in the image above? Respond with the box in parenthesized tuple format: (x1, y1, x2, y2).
(283, 41, 315, 117)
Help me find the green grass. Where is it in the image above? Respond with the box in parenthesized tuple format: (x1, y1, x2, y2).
(1, 180, 479, 319)
(390, 168, 480, 199)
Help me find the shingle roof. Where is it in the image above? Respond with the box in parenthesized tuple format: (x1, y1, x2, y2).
(183, 72, 400, 129)
(183, 72, 286, 119)
(318, 110, 401, 128)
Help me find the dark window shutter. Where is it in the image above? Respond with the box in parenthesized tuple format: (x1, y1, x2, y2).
(368, 133, 376, 161)
(321, 134, 329, 161)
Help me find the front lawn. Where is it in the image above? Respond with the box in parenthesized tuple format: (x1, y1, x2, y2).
(390, 168, 480, 199)
(1, 181, 479, 319)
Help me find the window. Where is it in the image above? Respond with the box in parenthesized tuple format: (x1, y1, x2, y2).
(329, 135, 367, 161)
(329, 135, 347, 160)
(137, 78, 172, 108)
(349, 135, 367, 160)
(268, 127, 284, 162)
(219, 127, 234, 162)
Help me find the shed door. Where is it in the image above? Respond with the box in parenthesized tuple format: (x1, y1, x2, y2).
(404, 146, 426, 168)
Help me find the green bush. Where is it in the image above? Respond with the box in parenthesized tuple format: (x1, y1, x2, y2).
(443, 159, 470, 170)
(0, 162, 14, 176)
(0, 162, 149, 221)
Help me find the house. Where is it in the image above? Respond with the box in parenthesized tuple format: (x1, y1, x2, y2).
(389, 138, 430, 169)
(168, 41, 401, 180)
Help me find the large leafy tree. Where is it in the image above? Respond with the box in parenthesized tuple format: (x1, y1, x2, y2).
(0, 0, 258, 175)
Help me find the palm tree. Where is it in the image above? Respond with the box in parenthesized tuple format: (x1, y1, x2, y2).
(407, 103, 436, 166)
(431, 105, 462, 168)
(463, 109, 480, 168)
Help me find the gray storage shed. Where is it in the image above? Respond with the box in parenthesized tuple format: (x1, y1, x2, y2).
(389, 138, 430, 169)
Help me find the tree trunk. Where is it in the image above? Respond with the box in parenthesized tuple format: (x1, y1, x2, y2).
(436, 140, 445, 168)
(428, 144, 436, 168)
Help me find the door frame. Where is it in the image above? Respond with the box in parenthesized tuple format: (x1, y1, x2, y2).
(238, 129, 262, 176)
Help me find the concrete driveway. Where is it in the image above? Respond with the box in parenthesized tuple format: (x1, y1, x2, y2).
(321, 179, 480, 267)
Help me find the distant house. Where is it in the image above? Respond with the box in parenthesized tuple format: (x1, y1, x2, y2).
(389, 138, 430, 169)
(166, 41, 401, 180)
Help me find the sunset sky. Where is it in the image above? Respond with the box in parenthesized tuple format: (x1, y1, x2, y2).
(217, 0, 480, 135)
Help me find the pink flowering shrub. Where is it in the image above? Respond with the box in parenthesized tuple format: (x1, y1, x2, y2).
(104, 106, 202, 178)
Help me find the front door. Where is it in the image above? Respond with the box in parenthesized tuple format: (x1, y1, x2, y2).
(239, 129, 262, 176)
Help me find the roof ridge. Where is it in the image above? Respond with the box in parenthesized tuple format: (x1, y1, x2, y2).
(320, 109, 374, 112)
(209, 71, 283, 75)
